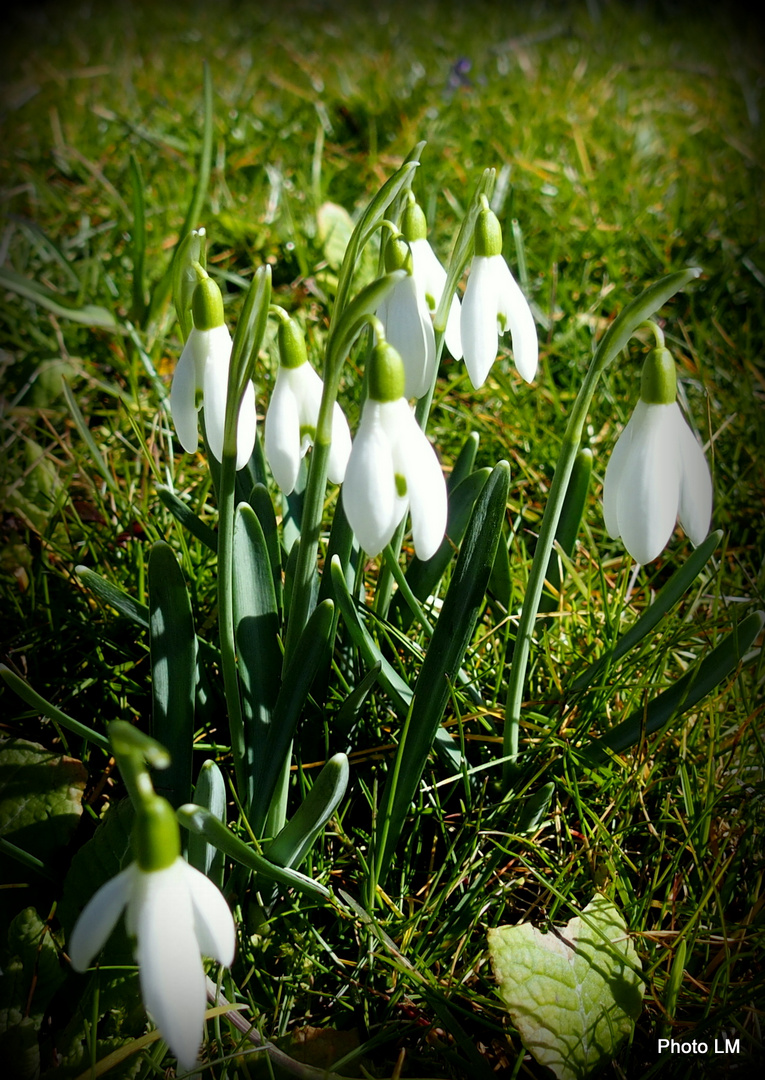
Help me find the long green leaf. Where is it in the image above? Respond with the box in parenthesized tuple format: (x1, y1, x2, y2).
(583, 610, 764, 762)
(572, 530, 723, 692)
(233, 503, 281, 809)
(265, 753, 349, 869)
(0, 665, 109, 751)
(156, 486, 218, 552)
(129, 153, 147, 325)
(148, 542, 196, 807)
(186, 759, 226, 885)
(539, 447, 592, 614)
(177, 803, 330, 899)
(75, 565, 150, 629)
(248, 482, 283, 617)
(251, 600, 335, 834)
(0, 266, 119, 330)
(377, 461, 511, 882)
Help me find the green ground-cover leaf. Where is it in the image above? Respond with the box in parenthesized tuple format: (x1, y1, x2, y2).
(488, 894, 644, 1080)
(0, 739, 87, 874)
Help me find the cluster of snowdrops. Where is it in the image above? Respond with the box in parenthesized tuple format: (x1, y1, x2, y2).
(67, 169, 713, 1071)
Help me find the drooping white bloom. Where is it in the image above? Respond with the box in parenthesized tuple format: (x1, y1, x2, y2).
(377, 273, 436, 400)
(69, 857, 235, 1070)
(460, 200, 538, 389)
(401, 195, 463, 362)
(342, 341, 447, 560)
(602, 347, 713, 565)
(170, 277, 256, 471)
(265, 360, 351, 495)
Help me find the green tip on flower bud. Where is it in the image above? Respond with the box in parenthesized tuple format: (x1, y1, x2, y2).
(402, 197, 428, 243)
(384, 235, 413, 275)
(132, 794, 181, 872)
(278, 317, 308, 369)
(191, 276, 224, 331)
(368, 341, 406, 402)
(640, 347, 677, 405)
(474, 205, 503, 258)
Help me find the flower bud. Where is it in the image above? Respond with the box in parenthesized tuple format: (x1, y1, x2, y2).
(640, 347, 677, 405)
(474, 204, 503, 258)
(278, 316, 308, 369)
(191, 276, 224, 331)
(133, 795, 181, 872)
(368, 341, 406, 403)
(402, 196, 428, 243)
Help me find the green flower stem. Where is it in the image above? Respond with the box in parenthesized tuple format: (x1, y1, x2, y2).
(108, 719, 170, 810)
(501, 267, 702, 788)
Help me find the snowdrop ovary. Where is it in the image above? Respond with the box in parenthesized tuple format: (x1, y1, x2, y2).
(460, 200, 538, 389)
(603, 346, 713, 565)
(170, 275, 257, 470)
(264, 316, 351, 495)
(342, 341, 447, 560)
(68, 791, 235, 1071)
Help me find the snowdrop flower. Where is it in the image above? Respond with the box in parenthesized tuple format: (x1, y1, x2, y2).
(603, 347, 713, 565)
(69, 794, 235, 1071)
(343, 339, 447, 559)
(376, 234, 436, 400)
(170, 275, 257, 470)
(402, 195, 463, 360)
(461, 198, 538, 389)
(265, 316, 351, 495)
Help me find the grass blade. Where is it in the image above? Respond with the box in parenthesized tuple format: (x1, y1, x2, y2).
(156, 486, 218, 552)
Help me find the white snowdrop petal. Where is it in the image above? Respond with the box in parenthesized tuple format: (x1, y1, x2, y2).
(68, 865, 136, 972)
(328, 401, 353, 484)
(461, 256, 498, 389)
(183, 862, 236, 967)
(444, 293, 463, 360)
(494, 257, 538, 382)
(602, 407, 641, 539)
(675, 406, 713, 546)
(201, 326, 234, 465)
(170, 340, 202, 455)
(265, 370, 302, 494)
(398, 417, 447, 561)
(616, 402, 681, 565)
(381, 276, 434, 399)
(234, 379, 257, 471)
(410, 238, 446, 312)
(343, 405, 401, 556)
(133, 863, 207, 1071)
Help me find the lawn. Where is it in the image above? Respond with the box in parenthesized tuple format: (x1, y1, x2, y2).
(1, 1, 764, 1078)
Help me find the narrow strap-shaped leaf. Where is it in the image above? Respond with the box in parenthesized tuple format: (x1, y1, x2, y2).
(583, 610, 764, 762)
(335, 662, 382, 744)
(377, 461, 511, 882)
(75, 565, 149, 629)
(331, 556, 412, 714)
(517, 782, 556, 835)
(177, 803, 330, 899)
(148, 542, 196, 807)
(448, 432, 480, 493)
(0, 665, 109, 751)
(572, 530, 723, 692)
(187, 759, 226, 884)
(539, 447, 592, 614)
(233, 503, 281, 809)
(248, 483, 283, 617)
(265, 753, 349, 869)
(393, 468, 491, 630)
(156, 485, 218, 552)
(177, 62, 214, 253)
(251, 600, 335, 834)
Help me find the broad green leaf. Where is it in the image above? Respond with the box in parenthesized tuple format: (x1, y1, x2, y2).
(187, 760, 226, 885)
(488, 894, 644, 1080)
(148, 542, 196, 808)
(265, 753, 349, 869)
(377, 461, 510, 881)
(177, 803, 330, 899)
(233, 503, 281, 807)
(0, 739, 87, 872)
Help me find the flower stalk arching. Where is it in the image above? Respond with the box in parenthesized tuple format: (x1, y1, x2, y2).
(501, 267, 702, 787)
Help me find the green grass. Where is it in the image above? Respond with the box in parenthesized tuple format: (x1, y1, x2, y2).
(1, 1, 764, 1078)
